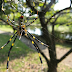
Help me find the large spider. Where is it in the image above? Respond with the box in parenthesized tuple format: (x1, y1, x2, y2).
(0, 1, 49, 71)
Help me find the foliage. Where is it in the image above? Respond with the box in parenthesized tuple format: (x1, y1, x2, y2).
(0, 0, 72, 72)
(56, 14, 72, 25)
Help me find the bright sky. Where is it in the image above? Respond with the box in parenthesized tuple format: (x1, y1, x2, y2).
(15, 0, 71, 10)
(54, 0, 71, 10)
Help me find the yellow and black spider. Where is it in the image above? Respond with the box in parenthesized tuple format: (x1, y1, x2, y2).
(0, 1, 49, 71)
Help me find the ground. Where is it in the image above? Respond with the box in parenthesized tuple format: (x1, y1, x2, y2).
(0, 30, 72, 71)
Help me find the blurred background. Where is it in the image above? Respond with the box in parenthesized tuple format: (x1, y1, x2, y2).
(0, 0, 72, 72)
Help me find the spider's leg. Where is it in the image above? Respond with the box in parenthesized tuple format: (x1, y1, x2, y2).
(18, 25, 22, 40)
(6, 15, 17, 28)
(24, 12, 32, 24)
(25, 10, 35, 25)
(6, 35, 17, 71)
(27, 34, 43, 69)
(26, 1, 38, 27)
(2, 10, 16, 28)
(19, 31, 22, 40)
(0, 32, 17, 50)
(26, 11, 38, 27)
(2, 4, 16, 28)
(27, 31, 49, 47)
(27, 12, 32, 22)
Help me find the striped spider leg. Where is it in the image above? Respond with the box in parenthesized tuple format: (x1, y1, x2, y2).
(26, 0, 38, 27)
(0, 32, 17, 50)
(19, 23, 43, 71)
(0, 5, 18, 50)
(17, 24, 43, 70)
(27, 31, 49, 47)
(2, 10, 15, 28)
(6, 35, 18, 71)
(3, 22, 26, 71)
(2, 4, 17, 29)
(0, 31, 17, 71)
(18, 15, 25, 40)
(26, 11, 38, 27)
(0, 1, 48, 71)
(26, 33, 43, 71)
(6, 23, 27, 71)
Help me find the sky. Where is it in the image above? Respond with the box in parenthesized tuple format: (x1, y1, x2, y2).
(54, 0, 71, 10)
(15, 0, 71, 10)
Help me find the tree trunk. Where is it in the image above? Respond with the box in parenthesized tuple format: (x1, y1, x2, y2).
(39, 12, 57, 72)
(48, 62, 57, 72)
(48, 24, 57, 72)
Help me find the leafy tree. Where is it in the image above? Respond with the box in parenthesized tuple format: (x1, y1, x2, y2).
(26, 0, 72, 72)
(0, 0, 72, 72)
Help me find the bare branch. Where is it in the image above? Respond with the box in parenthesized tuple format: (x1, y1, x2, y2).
(26, 0, 38, 13)
(46, 7, 71, 25)
(42, 2, 53, 14)
(57, 48, 72, 63)
(43, 0, 46, 8)
(52, 12, 72, 25)
(51, 11, 69, 25)
(51, 13, 61, 24)
(42, 0, 55, 14)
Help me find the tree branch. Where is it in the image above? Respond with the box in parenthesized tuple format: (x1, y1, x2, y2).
(42, 0, 46, 8)
(51, 13, 61, 25)
(42, 0, 55, 15)
(52, 12, 72, 25)
(57, 48, 72, 63)
(46, 7, 71, 25)
(0, 0, 2, 11)
(26, 0, 38, 13)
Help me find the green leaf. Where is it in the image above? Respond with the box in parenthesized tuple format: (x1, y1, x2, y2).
(4, 0, 7, 2)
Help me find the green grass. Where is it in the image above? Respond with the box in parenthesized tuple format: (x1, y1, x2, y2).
(0, 34, 72, 72)
(0, 24, 72, 72)
(0, 34, 47, 72)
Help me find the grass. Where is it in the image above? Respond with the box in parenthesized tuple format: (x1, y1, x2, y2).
(0, 34, 72, 72)
(0, 34, 47, 72)
(0, 25, 72, 72)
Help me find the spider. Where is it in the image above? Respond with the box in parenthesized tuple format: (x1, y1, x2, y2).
(0, 1, 49, 71)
